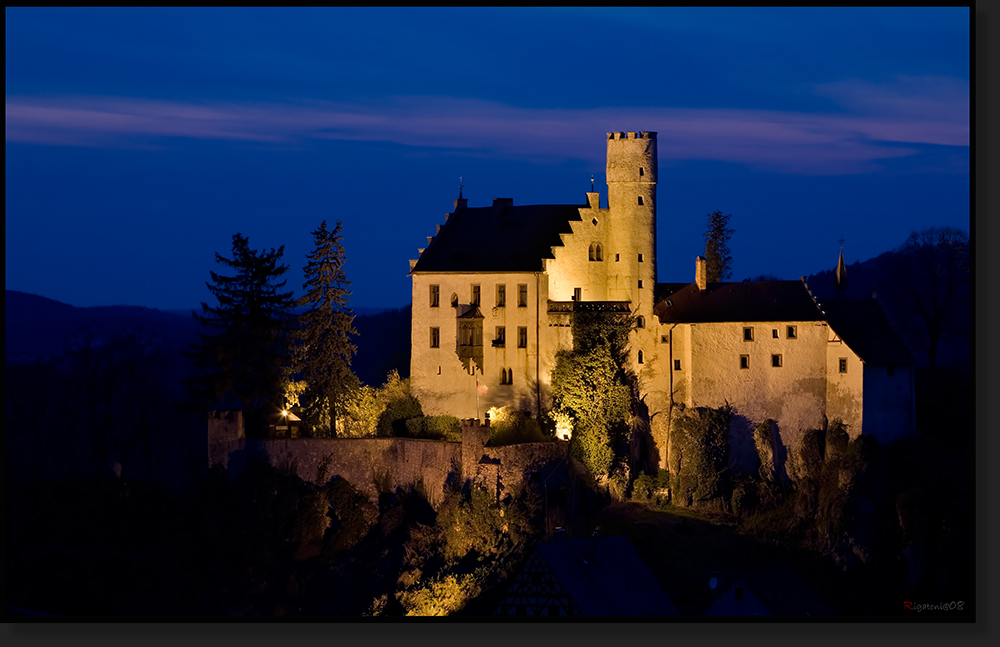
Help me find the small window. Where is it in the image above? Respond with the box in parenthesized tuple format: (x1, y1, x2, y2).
(638, 280, 643, 289)
(772, 329, 779, 339)
(495, 326, 506, 347)
(772, 354, 782, 368)
(744, 327, 754, 341)
(661, 335, 669, 343)
(430, 284, 440, 308)
(639, 167, 644, 177)
(637, 350, 644, 364)
(638, 196, 644, 206)
(674, 359, 681, 371)
(507, 368, 513, 385)
(518, 284, 528, 307)
(471, 285, 481, 307)
(500, 367, 510, 385)
(638, 253, 644, 262)
(740, 355, 749, 369)
(636, 316, 645, 329)
(787, 326, 797, 339)
(437, 366, 441, 375)
(451, 293, 458, 307)
(430, 327, 440, 348)
(496, 284, 506, 308)
(574, 287, 582, 302)
(615, 254, 620, 262)
(839, 358, 848, 373)
(517, 327, 528, 348)
(589, 242, 603, 261)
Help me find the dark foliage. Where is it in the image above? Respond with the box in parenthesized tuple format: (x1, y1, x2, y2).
(703, 211, 734, 283)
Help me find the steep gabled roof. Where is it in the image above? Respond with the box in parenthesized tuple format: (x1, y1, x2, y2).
(818, 298, 913, 366)
(411, 200, 585, 273)
(654, 281, 824, 324)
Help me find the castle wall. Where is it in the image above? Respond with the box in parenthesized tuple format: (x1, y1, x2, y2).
(411, 271, 549, 418)
(826, 333, 864, 438)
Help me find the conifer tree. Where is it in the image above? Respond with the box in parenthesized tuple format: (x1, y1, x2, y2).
(188, 233, 297, 436)
(297, 220, 359, 435)
(703, 211, 735, 283)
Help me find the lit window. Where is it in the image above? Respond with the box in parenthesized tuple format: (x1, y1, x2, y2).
(517, 327, 527, 348)
(839, 358, 848, 373)
(674, 359, 681, 371)
(772, 354, 782, 368)
(430, 284, 439, 308)
(740, 355, 749, 369)
(744, 327, 753, 341)
(518, 284, 528, 307)
(638, 350, 644, 364)
(787, 326, 797, 339)
(496, 284, 506, 307)
(636, 316, 645, 329)
(430, 327, 440, 348)
(471, 285, 480, 306)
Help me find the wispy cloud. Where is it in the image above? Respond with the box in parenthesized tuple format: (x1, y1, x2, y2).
(5, 76, 968, 175)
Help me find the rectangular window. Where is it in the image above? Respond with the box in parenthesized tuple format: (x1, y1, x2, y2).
(744, 327, 753, 341)
(430, 327, 440, 348)
(772, 354, 782, 368)
(740, 355, 749, 369)
(638, 253, 644, 262)
(772, 329, 779, 338)
(517, 326, 527, 348)
(430, 284, 440, 308)
(471, 285, 480, 307)
(638, 196, 644, 206)
(661, 335, 669, 343)
(615, 254, 620, 262)
(839, 358, 848, 373)
(674, 359, 681, 371)
(518, 284, 528, 307)
(574, 287, 582, 302)
(496, 284, 506, 308)
(638, 280, 643, 289)
(787, 325, 797, 339)
(495, 326, 506, 347)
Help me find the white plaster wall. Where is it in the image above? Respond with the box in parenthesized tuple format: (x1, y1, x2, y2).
(825, 333, 864, 438)
(411, 271, 548, 418)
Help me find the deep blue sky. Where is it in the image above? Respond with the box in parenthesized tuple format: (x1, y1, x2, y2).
(6, 7, 970, 310)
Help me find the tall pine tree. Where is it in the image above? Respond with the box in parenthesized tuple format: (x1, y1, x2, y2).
(703, 211, 734, 283)
(296, 220, 359, 436)
(187, 233, 297, 436)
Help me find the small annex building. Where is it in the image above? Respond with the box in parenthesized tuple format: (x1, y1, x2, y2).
(408, 132, 915, 471)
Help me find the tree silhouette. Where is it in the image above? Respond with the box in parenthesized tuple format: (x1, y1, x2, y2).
(703, 211, 734, 283)
(296, 221, 359, 435)
(188, 233, 296, 436)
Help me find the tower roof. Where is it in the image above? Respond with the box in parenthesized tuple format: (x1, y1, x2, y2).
(834, 248, 849, 293)
(411, 199, 586, 273)
(818, 298, 913, 366)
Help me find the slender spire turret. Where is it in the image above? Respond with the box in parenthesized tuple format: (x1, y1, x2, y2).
(834, 238, 849, 298)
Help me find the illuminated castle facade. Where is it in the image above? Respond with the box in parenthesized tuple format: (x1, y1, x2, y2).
(409, 132, 913, 470)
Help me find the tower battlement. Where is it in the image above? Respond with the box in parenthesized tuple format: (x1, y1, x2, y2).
(607, 131, 657, 140)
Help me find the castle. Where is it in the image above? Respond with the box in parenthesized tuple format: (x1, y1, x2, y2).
(409, 132, 914, 472)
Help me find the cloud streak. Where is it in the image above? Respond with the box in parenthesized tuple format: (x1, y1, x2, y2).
(6, 76, 967, 175)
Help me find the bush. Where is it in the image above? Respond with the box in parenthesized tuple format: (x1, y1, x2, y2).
(487, 406, 546, 446)
(669, 405, 732, 506)
(825, 418, 849, 461)
(377, 393, 423, 437)
(403, 415, 461, 441)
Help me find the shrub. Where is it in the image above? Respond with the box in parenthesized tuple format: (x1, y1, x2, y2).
(825, 418, 850, 461)
(487, 406, 545, 446)
(404, 415, 461, 441)
(670, 405, 732, 506)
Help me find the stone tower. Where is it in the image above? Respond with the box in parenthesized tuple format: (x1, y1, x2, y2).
(606, 131, 657, 306)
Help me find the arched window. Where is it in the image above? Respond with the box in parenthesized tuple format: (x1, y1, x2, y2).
(636, 316, 645, 329)
(507, 368, 513, 385)
(451, 293, 459, 307)
(588, 242, 603, 262)
(637, 350, 644, 364)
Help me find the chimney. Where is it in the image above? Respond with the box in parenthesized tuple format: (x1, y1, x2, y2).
(696, 256, 707, 292)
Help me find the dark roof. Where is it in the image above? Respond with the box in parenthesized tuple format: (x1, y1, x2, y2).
(654, 281, 824, 324)
(411, 199, 585, 273)
(703, 564, 835, 616)
(531, 535, 680, 616)
(818, 298, 913, 366)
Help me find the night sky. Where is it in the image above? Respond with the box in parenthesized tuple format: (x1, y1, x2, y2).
(5, 7, 970, 311)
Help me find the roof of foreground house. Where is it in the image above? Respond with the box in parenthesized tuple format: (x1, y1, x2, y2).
(817, 298, 913, 366)
(410, 199, 586, 273)
(654, 281, 825, 324)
